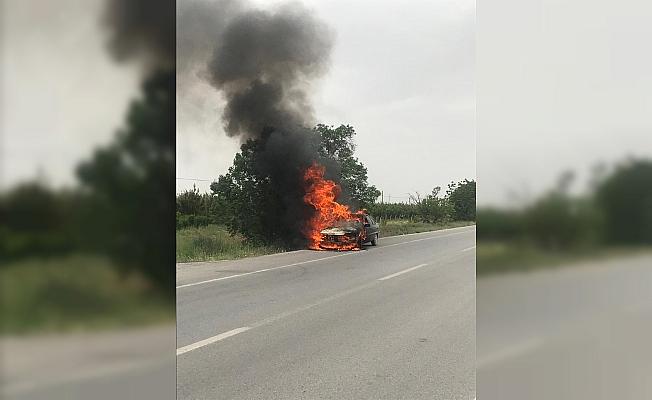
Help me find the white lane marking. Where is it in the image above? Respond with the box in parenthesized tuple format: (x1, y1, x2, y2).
(176, 252, 355, 289)
(177, 327, 251, 356)
(462, 245, 476, 252)
(178, 254, 469, 356)
(378, 263, 429, 281)
(476, 336, 545, 368)
(177, 227, 474, 289)
(177, 280, 379, 357)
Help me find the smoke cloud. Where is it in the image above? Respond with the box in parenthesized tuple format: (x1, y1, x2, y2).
(208, 4, 333, 141)
(104, 0, 175, 69)
(179, 1, 339, 245)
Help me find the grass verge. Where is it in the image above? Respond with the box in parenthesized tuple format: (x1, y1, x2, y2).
(176, 225, 284, 262)
(0, 254, 173, 335)
(177, 221, 475, 263)
(380, 219, 475, 237)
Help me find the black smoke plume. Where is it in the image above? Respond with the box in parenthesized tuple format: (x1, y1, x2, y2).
(207, 5, 332, 141)
(196, 2, 341, 245)
(104, 0, 175, 70)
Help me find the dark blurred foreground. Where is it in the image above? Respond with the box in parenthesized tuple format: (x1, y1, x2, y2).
(1, 0, 175, 399)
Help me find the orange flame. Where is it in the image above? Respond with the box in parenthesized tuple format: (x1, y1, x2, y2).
(302, 162, 360, 250)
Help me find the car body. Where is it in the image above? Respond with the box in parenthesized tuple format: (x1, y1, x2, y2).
(319, 212, 380, 250)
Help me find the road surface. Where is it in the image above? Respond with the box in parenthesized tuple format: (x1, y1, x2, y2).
(477, 253, 652, 399)
(176, 226, 476, 399)
(2, 325, 175, 400)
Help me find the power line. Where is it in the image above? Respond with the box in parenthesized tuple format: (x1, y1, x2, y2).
(176, 177, 214, 182)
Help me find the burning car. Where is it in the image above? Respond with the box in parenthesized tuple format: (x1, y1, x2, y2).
(303, 163, 379, 251)
(319, 212, 379, 250)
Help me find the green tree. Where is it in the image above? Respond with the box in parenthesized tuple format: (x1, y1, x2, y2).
(446, 179, 476, 221)
(595, 159, 652, 244)
(212, 124, 380, 245)
(176, 185, 203, 215)
(210, 139, 283, 244)
(0, 183, 78, 261)
(314, 124, 380, 207)
(522, 192, 600, 249)
(76, 70, 175, 293)
(421, 187, 452, 223)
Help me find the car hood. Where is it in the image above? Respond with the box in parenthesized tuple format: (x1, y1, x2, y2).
(320, 227, 358, 235)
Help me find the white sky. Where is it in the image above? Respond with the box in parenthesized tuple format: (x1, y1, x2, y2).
(176, 0, 476, 202)
(1, 0, 140, 189)
(478, 0, 652, 205)
(4, 0, 651, 207)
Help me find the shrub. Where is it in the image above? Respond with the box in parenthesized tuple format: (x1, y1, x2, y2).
(176, 213, 210, 229)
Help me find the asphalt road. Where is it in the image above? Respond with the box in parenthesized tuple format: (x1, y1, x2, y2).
(2, 325, 175, 400)
(477, 253, 652, 400)
(176, 226, 476, 400)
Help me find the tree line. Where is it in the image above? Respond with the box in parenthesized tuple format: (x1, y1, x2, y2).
(176, 123, 476, 246)
(478, 159, 652, 249)
(367, 180, 476, 222)
(177, 178, 477, 228)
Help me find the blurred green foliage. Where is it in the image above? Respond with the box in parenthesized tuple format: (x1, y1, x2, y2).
(0, 255, 171, 334)
(1, 70, 175, 300)
(75, 70, 175, 294)
(595, 159, 652, 245)
(478, 158, 652, 254)
(0, 183, 77, 260)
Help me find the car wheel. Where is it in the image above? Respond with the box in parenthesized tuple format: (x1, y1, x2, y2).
(371, 233, 378, 246)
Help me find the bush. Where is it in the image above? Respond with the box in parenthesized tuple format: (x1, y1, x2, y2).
(176, 225, 283, 262)
(447, 179, 476, 221)
(595, 159, 652, 245)
(477, 208, 523, 240)
(522, 194, 603, 249)
(176, 213, 210, 229)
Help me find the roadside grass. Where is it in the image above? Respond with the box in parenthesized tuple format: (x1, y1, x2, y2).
(477, 241, 652, 276)
(176, 224, 284, 262)
(380, 219, 475, 237)
(0, 255, 173, 335)
(177, 221, 475, 263)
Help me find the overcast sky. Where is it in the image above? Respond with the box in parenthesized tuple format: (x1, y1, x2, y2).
(1, 0, 140, 189)
(477, 0, 652, 205)
(176, 0, 476, 202)
(4, 0, 651, 207)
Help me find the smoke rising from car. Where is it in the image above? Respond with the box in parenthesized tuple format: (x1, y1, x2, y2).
(179, 1, 344, 246)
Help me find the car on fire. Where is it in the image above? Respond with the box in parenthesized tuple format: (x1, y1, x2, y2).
(319, 212, 380, 250)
